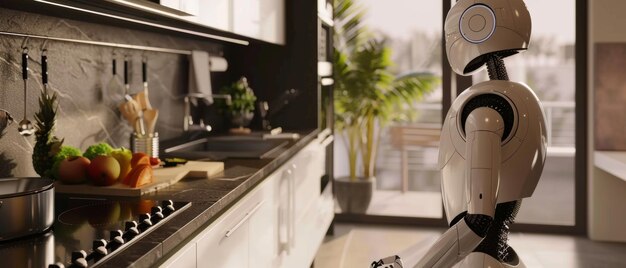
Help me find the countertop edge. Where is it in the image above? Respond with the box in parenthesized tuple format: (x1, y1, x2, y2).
(594, 151, 626, 182)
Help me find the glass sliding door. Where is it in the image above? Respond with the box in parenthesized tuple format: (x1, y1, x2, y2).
(334, 0, 445, 219)
(334, 0, 584, 231)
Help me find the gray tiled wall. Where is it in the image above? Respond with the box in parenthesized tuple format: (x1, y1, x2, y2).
(0, 8, 222, 177)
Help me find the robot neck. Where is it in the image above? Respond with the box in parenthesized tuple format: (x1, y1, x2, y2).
(486, 54, 509, 81)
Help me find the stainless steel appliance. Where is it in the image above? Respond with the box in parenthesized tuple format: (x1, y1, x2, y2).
(0, 196, 189, 268)
(318, 0, 335, 192)
(0, 177, 54, 241)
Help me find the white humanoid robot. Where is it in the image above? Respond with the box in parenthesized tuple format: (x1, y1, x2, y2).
(371, 0, 546, 267)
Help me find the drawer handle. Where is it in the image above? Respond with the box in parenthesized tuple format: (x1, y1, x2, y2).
(225, 200, 264, 238)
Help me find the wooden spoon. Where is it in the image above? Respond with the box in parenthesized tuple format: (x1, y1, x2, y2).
(143, 109, 159, 135)
(118, 96, 145, 135)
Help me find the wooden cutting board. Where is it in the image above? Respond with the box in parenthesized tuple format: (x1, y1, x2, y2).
(55, 161, 224, 197)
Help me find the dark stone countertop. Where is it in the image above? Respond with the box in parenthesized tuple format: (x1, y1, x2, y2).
(100, 129, 320, 267)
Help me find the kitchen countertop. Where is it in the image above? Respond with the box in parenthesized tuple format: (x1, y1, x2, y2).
(70, 129, 320, 267)
(594, 151, 626, 183)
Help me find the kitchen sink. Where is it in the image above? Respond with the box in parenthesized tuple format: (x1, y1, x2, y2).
(163, 136, 289, 160)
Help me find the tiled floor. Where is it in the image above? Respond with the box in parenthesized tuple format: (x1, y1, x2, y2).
(357, 190, 443, 219)
(315, 223, 626, 268)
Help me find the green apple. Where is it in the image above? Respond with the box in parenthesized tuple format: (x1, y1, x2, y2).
(111, 147, 132, 181)
(88, 155, 121, 186)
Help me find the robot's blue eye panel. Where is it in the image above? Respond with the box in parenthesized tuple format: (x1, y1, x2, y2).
(460, 93, 516, 142)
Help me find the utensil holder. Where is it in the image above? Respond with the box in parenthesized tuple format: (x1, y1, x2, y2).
(131, 132, 159, 158)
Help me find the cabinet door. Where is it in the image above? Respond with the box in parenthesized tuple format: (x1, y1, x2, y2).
(248, 172, 279, 267)
(232, 0, 260, 38)
(196, 0, 231, 31)
(160, 242, 197, 268)
(292, 141, 326, 223)
(196, 221, 249, 268)
(259, 0, 285, 44)
(283, 138, 332, 268)
(196, 190, 264, 268)
(233, 0, 284, 44)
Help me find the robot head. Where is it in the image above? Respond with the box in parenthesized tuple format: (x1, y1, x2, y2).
(445, 0, 531, 75)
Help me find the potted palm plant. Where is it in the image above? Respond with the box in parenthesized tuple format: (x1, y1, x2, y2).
(333, 0, 440, 213)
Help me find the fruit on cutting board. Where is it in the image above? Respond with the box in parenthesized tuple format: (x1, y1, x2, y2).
(51, 145, 83, 180)
(83, 142, 114, 160)
(58, 156, 91, 184)
(130, 153, 150, 168)
(123, 164, 153, 188)
(149, 157, 161, 166)
(88, 155, 121, 186)
(111, 147, 132, 181)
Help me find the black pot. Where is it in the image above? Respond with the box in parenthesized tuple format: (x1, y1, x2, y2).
(334, 176, 374, 214)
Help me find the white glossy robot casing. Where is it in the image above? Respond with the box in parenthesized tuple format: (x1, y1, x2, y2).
(372, 1, 546, 266)
(438, 80, 547, 224)
(445, 0, 531, 75)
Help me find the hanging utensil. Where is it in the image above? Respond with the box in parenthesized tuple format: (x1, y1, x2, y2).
(41, 49, 49, 94)
(117, 57, 145, 136)
(137, 58, 152, 110)
(17, 48, 34, 136)
(105, 54, 124, 104)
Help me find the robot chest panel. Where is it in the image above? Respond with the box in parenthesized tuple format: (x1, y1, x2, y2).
(439, 81, 547, 221)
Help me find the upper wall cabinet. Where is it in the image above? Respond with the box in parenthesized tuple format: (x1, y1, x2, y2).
(157, 0, 285, 44)
(131, 0, 285, 44)
(1, 0, 285, 45)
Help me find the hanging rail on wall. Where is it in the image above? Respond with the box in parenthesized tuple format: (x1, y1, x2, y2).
(0, 30, 199, 55)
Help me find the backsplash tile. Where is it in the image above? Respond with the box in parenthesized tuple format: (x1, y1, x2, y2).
(0, 7, 222, 177)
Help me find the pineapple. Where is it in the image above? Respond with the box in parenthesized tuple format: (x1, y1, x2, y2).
(32, 89, 63, 178)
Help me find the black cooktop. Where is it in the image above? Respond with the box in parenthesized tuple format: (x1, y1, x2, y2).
(0, 196, 190, 268)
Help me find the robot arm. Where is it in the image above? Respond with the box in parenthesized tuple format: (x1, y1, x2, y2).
(414, 107, 504, 268)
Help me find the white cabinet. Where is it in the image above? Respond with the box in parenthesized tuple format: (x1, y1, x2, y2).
(259, 0, 285, 44)
(195, 196, 259, 267)
(161, 135, 332, 267)
(232, 0, 260, 38)
(160, 0, 199, 16)
(232, 0, 285, 44)
(283, 136, 334, 267)
(178, 0, 285, 44)
(248, 172, 280, 267)
(160, 242, 197, 268)
(194, 0, 231, 31)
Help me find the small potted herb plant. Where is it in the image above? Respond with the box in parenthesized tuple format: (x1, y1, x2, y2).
(219, 77, 257, 133)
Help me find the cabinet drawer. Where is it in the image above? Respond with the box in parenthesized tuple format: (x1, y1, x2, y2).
(160, 242, 197, 268)
(196, 187, 265, 268)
